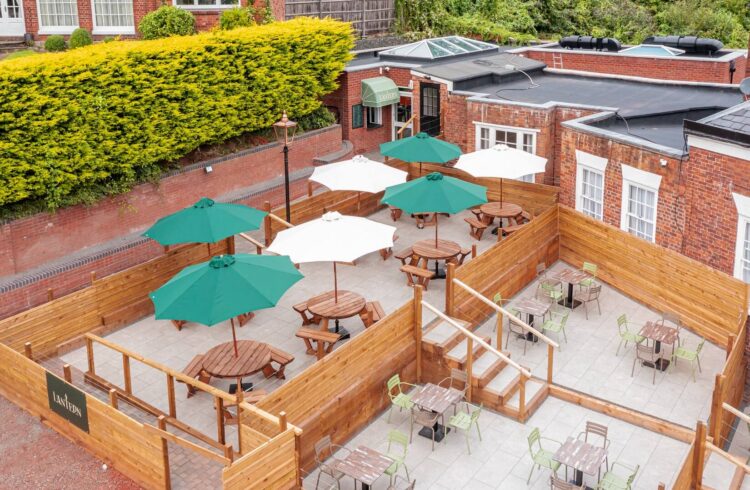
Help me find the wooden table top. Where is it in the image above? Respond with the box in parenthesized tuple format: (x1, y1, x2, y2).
(552, 268, 591, 285)
(412, 239, 462, 261)
(334, 446, 393, 486)
(554, 437, 607, 476)
(639, 321, 679, 345)
(307, 290, 366, 320)
(201, 340, 271, 379)
(480, 202, 523, 218)
(412, 383, 463, 414)
(513, 297, 551, 317)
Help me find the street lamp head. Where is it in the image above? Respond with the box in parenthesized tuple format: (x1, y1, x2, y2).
(273, 111, 298, 147)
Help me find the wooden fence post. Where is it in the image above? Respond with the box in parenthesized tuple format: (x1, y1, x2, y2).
(63, 364, 72, 383)
(122, 354, 132, 395)
(215, 396, 225, 445)
(86, 337, 95, 375)
(279, 411, 288, 432)
(496, 311, 503, 352)
(307, 181, 313, 197)
(46, 288, 54, 302)
(692, 420, 706, 489)
(471, 244, 477, 258)
(518, 375, 527, 422)
(710, 374, 725, 443)
(547, 344, 554, 384)
(223, 444, 234, 463)
(414, 285, 423, 383)
(24, 342, 32, 360)
(90, 271, 97, 284)
(167, 374, 176, 418)
(226, 236, 235, 255)
(263, 201, 272, 246)
(466, 337, 473, 402)
(109, 389, 119, 409)
(445, 263, 455, 317)
(158, 416, 171, 490)
(726, 333, 736, 359)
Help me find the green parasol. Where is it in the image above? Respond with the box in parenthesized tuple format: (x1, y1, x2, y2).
(380, 132, 462, 175)
(150, 254, 303, 355)
(143, 197, 267, 246)
(381, 172, 487, 245)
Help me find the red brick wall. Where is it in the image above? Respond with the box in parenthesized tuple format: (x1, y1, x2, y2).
(522, 49, 747, 84)
(323, 67, 412, 154)
(0, 125, 342, 277)
(747, 36, 750, 79)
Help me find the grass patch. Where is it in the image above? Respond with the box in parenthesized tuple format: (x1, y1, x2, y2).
(2, 50, 38, 61)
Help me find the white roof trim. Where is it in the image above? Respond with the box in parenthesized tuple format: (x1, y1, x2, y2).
(621, 163, 662, 190)
(688, 135, 750, 161)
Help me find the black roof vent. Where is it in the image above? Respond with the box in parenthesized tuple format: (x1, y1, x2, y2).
(643, 36, 723, 54)
(559, 36, 622, 52)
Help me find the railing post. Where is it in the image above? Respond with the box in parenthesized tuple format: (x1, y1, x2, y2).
(226, 235, 235, 255)
(46, 288, 54, 302)
(263, 200, 272, 246)
(445, 264, 455, 317)
(236, 391, 244, 453)
(86, 337, 95, 375)
(122, 353, 132, 394)
(24, 342, 32, 360)
(307, 181, 313, 197)
(547, 344, 554, 384)
(279, 411, 288, 432)
(167, 374, 176, 418)
(223, 444, 234, 464)
(158, 415, 171, 490)
(518, 375, 527, 422)
(471, 244, 477, 258)
(109, 388, 119, 409)
(215, 396, 226, 445)
(63, 364, 72, 383)
(726, 333, 736, 359)
(692, 420, 706, 489)
(710, 374, 725, 443)
(496, 311, 503, 352)
(414, 285, 423, 383)
(466, 337, 473, 402)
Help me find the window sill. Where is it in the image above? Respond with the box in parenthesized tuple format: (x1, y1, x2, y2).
(367, 124, 383, 129)
(39, 27, 78, 35)
(92, 27, 135, 35)
(174, 5, 239, 10)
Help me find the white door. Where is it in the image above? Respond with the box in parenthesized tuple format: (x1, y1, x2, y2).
(0, 0, 25, 37)
(392, 90, 413, 140)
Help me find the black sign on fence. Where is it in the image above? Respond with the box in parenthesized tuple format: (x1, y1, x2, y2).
(46, 371, 89, 433)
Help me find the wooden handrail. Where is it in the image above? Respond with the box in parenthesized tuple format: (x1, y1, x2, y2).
(706, 441, 750, 474)
(452, 278, 559, 348)
(421, 300, 531, 378)
(238, 232, 266, 254)
(143, 423, 232, 466)
(397, 114, 417, 139)
(269, 213, 294, 229)
(723, 402, 750, 426)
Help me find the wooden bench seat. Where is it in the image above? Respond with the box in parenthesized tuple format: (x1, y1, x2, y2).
(394, 247, 416, 266)
(400, 264, 435, 290)
(389, 206, 403, 222)
(414, 213, 436, 229)
(179, 354, 211, 398)
(464, 217, 488, 240)
(221, 389, 268, 424)
(261, 347, 295, 380)
(360, 301, 386, 328)
(293, 301, 320, 326)
(501, 222, 528, 239)
(236, 312, 255, 327)
(448, 247, 472, 266)
(296, 327, 341, 360)
(380, 234, 399, 261)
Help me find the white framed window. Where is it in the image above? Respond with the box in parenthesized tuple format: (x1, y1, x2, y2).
(366, 106, 382, 128)
(732, 193, 750, 283)
(474, 122, 539, 182)
(619, 164, 661, 243)
(574, 150, 607, 221)
(37, 0, 79, 34)
(92, 0, 134, 34)
(175, 0, 238, 9)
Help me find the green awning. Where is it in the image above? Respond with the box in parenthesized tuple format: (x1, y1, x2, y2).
(361, 77, 399, 108)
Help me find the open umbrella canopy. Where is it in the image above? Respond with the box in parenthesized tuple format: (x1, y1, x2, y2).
(267, 211, 396, 264)
(150, 254, 302, 327)
(381, 172, 487, 215)
(143, 197, 267, 246)
(309, 155, 408, 194)
(379, 132, 462, 164)
(454, 144, 548, 179)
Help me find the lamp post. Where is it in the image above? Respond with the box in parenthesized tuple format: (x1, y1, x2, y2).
(273, 111, 297, 223)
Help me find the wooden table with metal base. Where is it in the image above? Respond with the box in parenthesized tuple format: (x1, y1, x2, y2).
(480, 202, 523, 235)
(307, 290, 366, 340)
(412, 238, 462, 279)
(551, 268, 591, 309)
(201, 340, 271, 394)
(554, 437, 607, 489)
(513, 297, 551, 342)
(334, 446, 394, 490)
(639, 321, 679, 371)
(411, 383, 463, 442)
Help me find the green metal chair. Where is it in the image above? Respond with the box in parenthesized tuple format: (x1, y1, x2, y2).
(386, 374, 416, 423)
(494, 293, 530, 354)
(671, 338, 705, 382)
(541, 309, 569, 350)
(615, 314, 645, 356)
(580, 262, 598, 289)
(536, 262, 562, 293)
(596, 461, 639, 490)
(540, 283, 564, 307)
(448, 402, 482, 454)
(387, 476, 415, 490)
(384, 429, 410, 484)
(526, 427, 562, 484)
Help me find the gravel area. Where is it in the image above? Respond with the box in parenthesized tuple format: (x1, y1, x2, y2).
(0, 394, 140, 489)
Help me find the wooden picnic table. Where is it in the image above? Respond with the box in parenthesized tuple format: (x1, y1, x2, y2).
(411, 383, 464, 442)
(550, 268, 591, 309)
(412, 238, 462, 279)
(201, 340, 271, 393)
(513, 297, 550, 342)
(554, 437, 608, 488)
(307, 290, 366, 340)
(334, 446, 393, 490)
(480, 202, 523, 235)
(639, 321, 679, 371)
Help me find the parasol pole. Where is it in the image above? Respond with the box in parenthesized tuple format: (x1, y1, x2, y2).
(333, 262, 338, 303)
(435, 212, 439, 247)
(230, 317, 239, 357)
(357, 192, 361, 211)
(500, 178, 504, 204)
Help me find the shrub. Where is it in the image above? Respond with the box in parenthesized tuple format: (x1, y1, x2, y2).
(219, 7, 255, 30)
(102, 36, 117, 43)
(297, 106, 336, 131)
(138, 6, 196, 40)
(69, 28, 93, 49)
(0, 19, 353, 211)
(44, 35, 66, 52)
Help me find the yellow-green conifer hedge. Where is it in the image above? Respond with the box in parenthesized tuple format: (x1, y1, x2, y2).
(0, 18, 353, 210)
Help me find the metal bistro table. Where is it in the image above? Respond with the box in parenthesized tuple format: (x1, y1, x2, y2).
(334, 446, 393, 490)
(307, 290, 366, 340)
(411, 383, 463, 442)
(551, 268, 591, 309)
(639, 321, 679, 371)
(201, 340, 271, 394)
(554, 437, 608, 489)
(412, 238, 462, 279)
(480, 202, 523, 235)
(512, 297, 551, 342)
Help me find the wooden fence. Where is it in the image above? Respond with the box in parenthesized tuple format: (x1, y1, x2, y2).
(222, 428, 299, 490)
(256, 300, 417, 469)
(558, 206, 748, 346)
(710, 325, 749, 447)
(0, 342, 169, 489)
(284, 0, 394, 36)
(0, 240, 231, 359)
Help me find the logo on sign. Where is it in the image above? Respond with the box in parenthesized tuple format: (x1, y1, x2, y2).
(46, 372, 89, 433)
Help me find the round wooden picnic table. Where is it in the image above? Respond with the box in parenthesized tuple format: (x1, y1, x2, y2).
(202, 340, 271, 379)
(307, 290, 366, 340)
(412, 239, 462, 279)
(480, 202, 523, 235)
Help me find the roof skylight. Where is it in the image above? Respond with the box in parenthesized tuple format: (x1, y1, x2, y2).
(380, 36, 498, 60)
(620, 44, 685, 57)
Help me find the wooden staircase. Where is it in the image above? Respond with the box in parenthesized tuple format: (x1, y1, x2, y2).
(421, 315, 549, 423)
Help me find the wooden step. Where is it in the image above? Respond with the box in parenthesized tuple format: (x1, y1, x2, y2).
(504, 378, 548, 421)
(483, 364, 521, 404)
(470, 351, 510, 389)
(422, 317, 468, 357)
(444, 335, 490, 370)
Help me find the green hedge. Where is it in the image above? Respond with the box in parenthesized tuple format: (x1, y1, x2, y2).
(0, 18, 353, 211)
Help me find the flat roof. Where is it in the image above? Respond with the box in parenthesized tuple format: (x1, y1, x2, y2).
(413, 53, 546, 83)
(534, 42, 739, 60)
(344, 43, 517, 71)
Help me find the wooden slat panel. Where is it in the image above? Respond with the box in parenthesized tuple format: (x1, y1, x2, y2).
(222, 429, 298, 490)
(718, 326, 748, 446)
